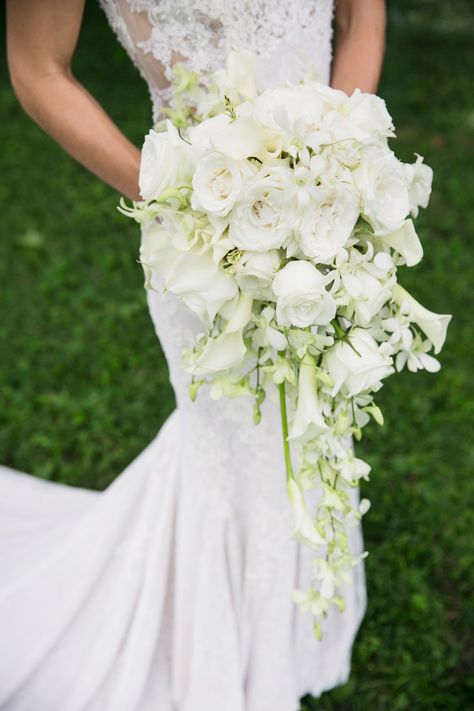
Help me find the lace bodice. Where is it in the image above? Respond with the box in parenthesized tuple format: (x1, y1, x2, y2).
(99, 0, 335, 123)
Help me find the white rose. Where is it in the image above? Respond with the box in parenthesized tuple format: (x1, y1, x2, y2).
(343, 90, 395, 140)
(162, 210, 231, 265)
(404, 154, 433, 218)
(272, 260, 337, 328)
(393, 284, 451, 354)
(234, 250, 282, 299)
(298, 185, 360, 263)
(324, 327, 394, 397)
(253, 86, 324, 134)
(139, 121, 195, 200)
(228, 165, 297, 251)
(191, 152, 246, 216)
(252, 84, 336, 156)
(354, 146, 411, 235)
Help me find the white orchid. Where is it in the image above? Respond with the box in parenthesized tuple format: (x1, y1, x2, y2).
(395, 332, 442, 373)
(324, 327, 394, 397)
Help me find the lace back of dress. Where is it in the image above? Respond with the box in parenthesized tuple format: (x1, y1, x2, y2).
(99, 0, 334, 123)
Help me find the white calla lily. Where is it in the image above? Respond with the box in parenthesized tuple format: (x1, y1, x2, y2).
(223, 291, 254, 333)
(288, 353, 328, 439)
(379, 219, 423, 267)
(393, 284, 452, 354)
(189, 331, 247, 375)
(213, 49, 258, 104)
(286, 477, 326, 547)
(210, 117, 279, 161)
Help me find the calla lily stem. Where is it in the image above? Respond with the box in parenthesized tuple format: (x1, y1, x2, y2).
(279, 381, 294, 482)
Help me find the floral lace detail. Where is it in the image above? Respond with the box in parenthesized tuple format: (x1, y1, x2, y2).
(98, 0, 334, 123)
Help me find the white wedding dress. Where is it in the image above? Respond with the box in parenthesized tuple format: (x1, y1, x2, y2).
(0, 2, 367, 709)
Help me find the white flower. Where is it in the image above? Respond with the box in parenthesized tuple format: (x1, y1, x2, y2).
(404, 154, 433, 218)
(139, 219, 174, 287)
(287, 477, 326, 547)
(292, 587, 331, 618)
(191, 152, 246, 216)
(164, 248, 237, 324)
(335, 247, 395, 327)
(354, 146, 411, 235)
(188, 114, 232, 151)
(377, 219, 423, 267)
(222, 291, 254, 334)
(339, 455, 372, 484)
(324, 327, 394, 397)
(393, 284, 451, 354)
(229, 165, 297, 251)
(252, 85, 325, 135)
(343, 90, 395, 140)
(272, 261, 337, 328)
(139, 121, 195, 200)
(188, 331, 247, 375)
(288, 353, 328, 440)
(213, 49, 258, 105)
(395, 332, 442, 373)
(298, 185, 360, 263)
(210, 116, 282, 161)
(234, 250, 282, 299)
(359, 498, 371, 516)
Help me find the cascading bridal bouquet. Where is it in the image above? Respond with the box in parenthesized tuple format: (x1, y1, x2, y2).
(120, 51, 452, 639)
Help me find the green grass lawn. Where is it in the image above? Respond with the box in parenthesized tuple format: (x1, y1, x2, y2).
(0, 1, 473, 708)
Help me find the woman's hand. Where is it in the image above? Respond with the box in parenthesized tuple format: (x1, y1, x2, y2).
(331, 0, 387, 95)
(6, 0, 142, 201)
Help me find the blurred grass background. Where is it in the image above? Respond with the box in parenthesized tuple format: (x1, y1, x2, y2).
(0, 0, 473, 708)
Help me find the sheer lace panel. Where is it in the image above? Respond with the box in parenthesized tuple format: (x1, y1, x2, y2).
(98, 0, 335, 123)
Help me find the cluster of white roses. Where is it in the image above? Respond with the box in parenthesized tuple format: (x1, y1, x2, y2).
(121, 51, 451, 639)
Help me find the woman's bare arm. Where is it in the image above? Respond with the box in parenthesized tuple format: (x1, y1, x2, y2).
(6, 0, 141, 200)
(331, 0, 387, 95)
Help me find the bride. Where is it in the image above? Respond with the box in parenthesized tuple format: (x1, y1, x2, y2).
(2, 2, 386, 709)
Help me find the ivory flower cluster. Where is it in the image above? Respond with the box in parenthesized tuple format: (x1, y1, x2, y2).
(121, 51, 452, 639)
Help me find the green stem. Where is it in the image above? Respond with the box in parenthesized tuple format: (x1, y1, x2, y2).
(279, 381, 294, 482)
